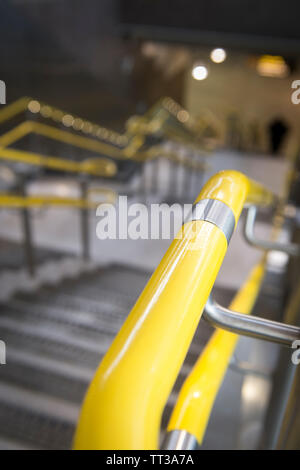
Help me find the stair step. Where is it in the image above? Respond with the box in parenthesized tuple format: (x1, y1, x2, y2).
(1, 347, 94, 403)
(0, 382, 78, 450)
(0, 305, 120, 346)
(0, 315, 112, 360)
(19, 287, 135, 314)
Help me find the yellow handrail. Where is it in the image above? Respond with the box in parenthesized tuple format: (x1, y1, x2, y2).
(167, 255, 267, 444)
(0, 98, 208, 170)
(164, 157, 293, 447)
(0, 117, 205, 169)
(0, 97, 30, 125)
(0, 147, 117, 178)
(0, 193, 96, 209)
(0, 120, 123, 160)
(125, 97, 214, 152)
(73, 170, 275, 450)
(0, 187, 116, 208)
(0, 97, 124, 147)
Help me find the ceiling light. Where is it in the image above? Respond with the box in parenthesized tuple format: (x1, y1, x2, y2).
(210, 48, 226, 63)
(256, 55, 289, 78)
(192, 64, 208, 81)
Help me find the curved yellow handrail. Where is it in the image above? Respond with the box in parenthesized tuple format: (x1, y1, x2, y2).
(73, 170, 275, 450)
(167, 256, 267, 444)
(166, 161, 292, 447)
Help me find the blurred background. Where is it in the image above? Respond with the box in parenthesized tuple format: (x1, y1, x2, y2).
(0, 0, 299, 451)
(1, 0, 300, 149)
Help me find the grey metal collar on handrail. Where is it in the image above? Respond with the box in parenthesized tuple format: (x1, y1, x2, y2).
(204, 296, 300, 347)
(161, 430, 198, 450)
(243, 205, 300, 257)
(184, 198, 236, 244)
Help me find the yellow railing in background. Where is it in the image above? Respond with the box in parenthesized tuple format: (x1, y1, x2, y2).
(0, 97, 208, 171)
(0, 190, 116, 209)
(0, 97, 31, 125)
(0, 121, 123, 160)
(0, 194, 94, 209)
(0, 97, 123, 147)
(125, 97, 207, 149)
(0, 96, 204, 150)
(73, 169, 276, 450)
(0, 147, 117, 178)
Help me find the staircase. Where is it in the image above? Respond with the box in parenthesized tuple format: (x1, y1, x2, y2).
(0, 264, 218, 449)
(0, 254, 286, 450)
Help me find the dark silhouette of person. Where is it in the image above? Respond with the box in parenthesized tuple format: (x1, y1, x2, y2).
(268, 118, 289, 155)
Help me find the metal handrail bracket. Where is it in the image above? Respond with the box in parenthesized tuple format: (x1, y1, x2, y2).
(244, 205, 300, 257)
(204, 296, 300, 347)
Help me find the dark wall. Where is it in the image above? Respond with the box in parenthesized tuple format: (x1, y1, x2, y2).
(120, 0, 300, 54)
(0, 0, 135, 127)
